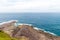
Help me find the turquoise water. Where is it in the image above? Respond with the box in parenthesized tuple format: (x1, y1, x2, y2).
(0, 13, 60, 36)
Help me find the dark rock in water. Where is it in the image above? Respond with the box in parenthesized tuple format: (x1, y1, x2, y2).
(0, 20, 60, 40)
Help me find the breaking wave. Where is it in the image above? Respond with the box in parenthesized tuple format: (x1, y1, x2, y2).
(33, 27, 57, 36)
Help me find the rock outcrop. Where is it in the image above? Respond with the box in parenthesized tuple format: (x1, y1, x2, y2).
(12, 25, 60, 40)
(0, 20, 60, 40)
(0, 20, 17, 36)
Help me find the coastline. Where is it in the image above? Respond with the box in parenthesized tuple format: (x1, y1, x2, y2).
(0, 20, 57, 36)
(0, 20, 60, 40)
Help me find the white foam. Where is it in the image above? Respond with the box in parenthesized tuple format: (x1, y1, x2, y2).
(33, 27, 57, 36)
(45, 31, 57, 36)
(16, 23, 32, 26)
(0, 20, 18, 25)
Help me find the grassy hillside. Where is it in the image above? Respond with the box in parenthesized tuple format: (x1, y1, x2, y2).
(0, 30, 28, 40)
(0, 30, 17, 40)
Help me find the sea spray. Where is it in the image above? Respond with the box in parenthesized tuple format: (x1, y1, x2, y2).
(33, 27, 57, 36)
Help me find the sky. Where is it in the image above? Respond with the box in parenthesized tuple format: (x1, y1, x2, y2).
(0, 0, 60, 13)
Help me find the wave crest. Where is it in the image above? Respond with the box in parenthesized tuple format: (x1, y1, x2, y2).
(33, 27, 57, 36)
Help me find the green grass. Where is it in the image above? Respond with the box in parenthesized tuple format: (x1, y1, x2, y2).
(0, 30, 27, 40)
(0, 30, 18, 40)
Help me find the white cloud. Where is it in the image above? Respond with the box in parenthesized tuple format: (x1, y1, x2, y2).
(0, 0, 60, 13)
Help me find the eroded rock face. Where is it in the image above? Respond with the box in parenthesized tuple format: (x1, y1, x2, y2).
(0, 20, 60, 40)
(12, 25, 60, 40)
(0, 20, 17, 36)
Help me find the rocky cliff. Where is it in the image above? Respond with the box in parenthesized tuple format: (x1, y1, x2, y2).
(0, 20, 60, 40)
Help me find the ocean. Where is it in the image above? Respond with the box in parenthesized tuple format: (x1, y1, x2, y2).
(0, 13, 60, 36)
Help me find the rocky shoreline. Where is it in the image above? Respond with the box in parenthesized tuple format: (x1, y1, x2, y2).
(0, 20, 60, 40)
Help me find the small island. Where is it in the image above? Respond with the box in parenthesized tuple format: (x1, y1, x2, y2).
(0, 20, 60, 40)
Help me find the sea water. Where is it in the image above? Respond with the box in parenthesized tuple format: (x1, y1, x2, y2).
(0, 13, 60, 36)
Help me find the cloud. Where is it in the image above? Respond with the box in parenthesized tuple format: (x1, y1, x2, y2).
(0, 0, 60, 13)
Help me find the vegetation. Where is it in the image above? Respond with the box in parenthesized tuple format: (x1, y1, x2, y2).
(0, 30, 27, 40)
(0, 30, 17, 40)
